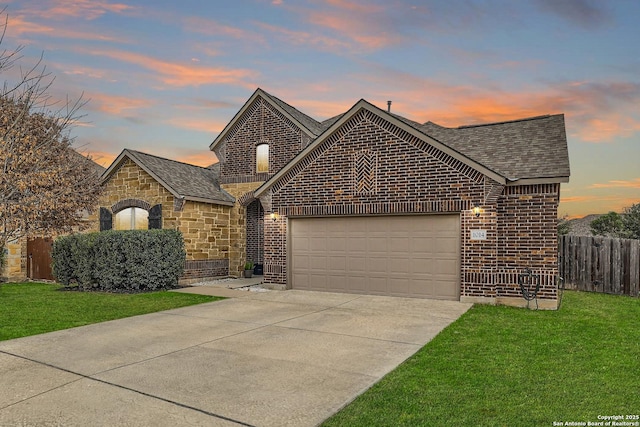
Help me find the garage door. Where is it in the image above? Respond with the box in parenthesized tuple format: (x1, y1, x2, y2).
(290, 215, 460, 300)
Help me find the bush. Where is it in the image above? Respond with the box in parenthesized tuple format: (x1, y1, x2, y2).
(52, 230, 186, 291)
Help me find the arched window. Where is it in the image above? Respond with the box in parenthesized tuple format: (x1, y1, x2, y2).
(256, 143, 269, 173)
(114, 207, 149, 230)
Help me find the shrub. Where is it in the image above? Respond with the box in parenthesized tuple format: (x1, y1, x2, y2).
(52, 230, 186, 291)
(52, 235, 75, 285)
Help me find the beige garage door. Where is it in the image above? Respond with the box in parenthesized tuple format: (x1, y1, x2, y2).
(290, 215, 460, 300)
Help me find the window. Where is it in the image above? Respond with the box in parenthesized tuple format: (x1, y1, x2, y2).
(115, 207, 149, 230)
(256, 143, 269, 173)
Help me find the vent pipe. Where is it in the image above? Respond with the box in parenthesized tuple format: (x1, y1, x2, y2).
(387, 100, 392, 112)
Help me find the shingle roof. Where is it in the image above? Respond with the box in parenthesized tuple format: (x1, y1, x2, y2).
(257, 91, 569, 182)
(260, 90, 325, 136)
(255, 98, 570, 197)
(102, 150, 235, 205)
(387, 111, 569, 181)
(417, 115, 570, 181)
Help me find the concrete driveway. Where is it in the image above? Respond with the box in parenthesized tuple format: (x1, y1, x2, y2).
(0, 289, 471, 427)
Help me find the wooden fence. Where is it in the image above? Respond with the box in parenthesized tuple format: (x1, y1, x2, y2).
(558, 235, 640, 296)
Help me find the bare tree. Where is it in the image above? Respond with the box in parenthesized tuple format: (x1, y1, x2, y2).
(0, 9, 102, 254)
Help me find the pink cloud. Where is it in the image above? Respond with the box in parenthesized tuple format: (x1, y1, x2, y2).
(255, 22, 349, 50)
(344, 71, 640, 143)
(183, 17, 266, 46)
(17, 0, 135, 20)
(167, 116, 229, 134)
(561, 196, 597, 203)
(305, 12, 400, 50)
(558, 195, 637, 217)
(88, 49, 257, 88)
(590, 178, 640, 189)
(264, 1, 403, 52)
(84, 92, 153, 116)
(174, 152, 219, 168)
(6, 14, 126, 42)
(81, 150, 117, 168)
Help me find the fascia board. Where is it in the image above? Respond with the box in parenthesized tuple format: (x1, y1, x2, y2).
(181, 195, 235, 206)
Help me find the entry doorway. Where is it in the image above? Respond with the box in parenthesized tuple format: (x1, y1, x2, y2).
(246, 200, 264, 273)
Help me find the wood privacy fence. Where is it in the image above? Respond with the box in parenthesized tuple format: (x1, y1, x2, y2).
(558, 235, 640, 296)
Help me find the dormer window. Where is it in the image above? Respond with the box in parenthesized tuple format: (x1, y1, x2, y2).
(256, 143, 269, 173)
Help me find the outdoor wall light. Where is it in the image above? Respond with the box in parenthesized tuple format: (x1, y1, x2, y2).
(270, 212, 279, 222)
(473, 205, 481, 218)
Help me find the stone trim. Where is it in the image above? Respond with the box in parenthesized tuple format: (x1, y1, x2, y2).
(111, 198, 151, 214)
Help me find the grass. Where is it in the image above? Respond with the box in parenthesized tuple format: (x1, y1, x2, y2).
(0, 282, 221, 341)
(323, 291, 640, 427)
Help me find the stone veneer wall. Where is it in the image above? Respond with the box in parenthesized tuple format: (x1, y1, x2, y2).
(94, 159, 231, 280)
(2, 238, 27, 282)
(220, 181, 265, 276)
(262, 109, 561, 309)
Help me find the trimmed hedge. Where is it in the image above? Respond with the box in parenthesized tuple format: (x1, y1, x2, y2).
(52, 230, 186, 291)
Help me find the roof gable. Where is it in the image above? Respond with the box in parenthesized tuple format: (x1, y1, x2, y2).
(101, 150, 235, 206)
(254, 98, 570, 198)
(255, 100, 507, 198)
(209, 88, 322, 151)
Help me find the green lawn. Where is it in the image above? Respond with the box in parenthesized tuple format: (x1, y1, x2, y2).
(0, 282, 221, 341)
(323, 291, 640, 427)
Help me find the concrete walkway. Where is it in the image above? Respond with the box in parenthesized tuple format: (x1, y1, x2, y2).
(0, 286, 471, 427)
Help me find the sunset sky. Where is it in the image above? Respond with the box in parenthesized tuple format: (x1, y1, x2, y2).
(2, 0, 638, 218)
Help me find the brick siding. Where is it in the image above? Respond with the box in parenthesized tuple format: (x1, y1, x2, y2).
(215, 97, 308, 184)
(182, 259, 229, 282)
(261, 109, 560, 305)
(246, 199, 264, 265)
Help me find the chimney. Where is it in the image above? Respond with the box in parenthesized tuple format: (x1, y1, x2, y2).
(387, 100, 392, 112)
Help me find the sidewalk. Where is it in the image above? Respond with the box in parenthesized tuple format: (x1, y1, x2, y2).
(171, 277, 268, 297)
